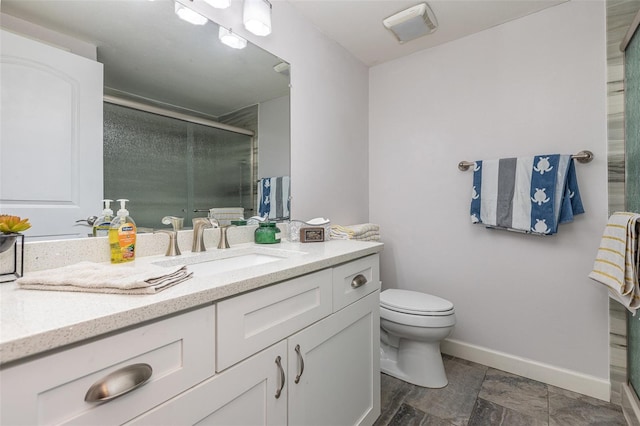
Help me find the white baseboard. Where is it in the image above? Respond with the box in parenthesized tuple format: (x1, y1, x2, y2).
(441, 338, 610, 401)
(622, 383, 640, 426)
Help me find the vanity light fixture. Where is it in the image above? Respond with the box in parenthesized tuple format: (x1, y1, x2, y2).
(273, 61, 290, 77)
(218, 27, 247, 49)
(203, 0, 230, 9)
(174, 2, 208, 25)
(243, 0, 272, 36)
(383, 2, 438, 43)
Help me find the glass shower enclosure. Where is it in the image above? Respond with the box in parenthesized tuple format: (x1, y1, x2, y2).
(103, 102, 255, 229)
(624, 14, 640, 403)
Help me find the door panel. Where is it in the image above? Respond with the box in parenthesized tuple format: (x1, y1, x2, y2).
(1, 29, 103, 239)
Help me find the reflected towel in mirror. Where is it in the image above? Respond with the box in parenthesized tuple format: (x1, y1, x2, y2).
(258, 176, 290, 220)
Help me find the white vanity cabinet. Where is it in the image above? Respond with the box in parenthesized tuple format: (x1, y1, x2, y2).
(214, 254, 381, 426)
(0, 252, 381, 426)
(131, 254, 381, 426)
(0, 306, 216, 425)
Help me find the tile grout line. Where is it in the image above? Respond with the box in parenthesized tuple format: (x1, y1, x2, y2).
(466, 360, 488, 425)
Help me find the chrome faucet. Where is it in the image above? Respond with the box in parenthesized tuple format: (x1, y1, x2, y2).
(192, 217, 212, 253)
(156, 216, 184, 256)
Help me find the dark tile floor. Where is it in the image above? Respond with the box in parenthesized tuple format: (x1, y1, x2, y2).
(375, 355, 627, 426)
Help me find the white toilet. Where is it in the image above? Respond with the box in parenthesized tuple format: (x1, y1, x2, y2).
(379, 289, 456, 388)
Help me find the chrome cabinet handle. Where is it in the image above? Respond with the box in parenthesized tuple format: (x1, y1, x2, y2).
(275, 356, 285, 399)
(84, 363, 153, 403)
(351, 274, 368, 289)
(294, 344, 305, 384)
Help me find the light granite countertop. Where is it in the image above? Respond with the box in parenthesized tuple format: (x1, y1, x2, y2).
(0, 239, 383, 366)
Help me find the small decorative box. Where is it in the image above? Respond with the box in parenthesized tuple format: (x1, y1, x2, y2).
(300, 227, 325, 243)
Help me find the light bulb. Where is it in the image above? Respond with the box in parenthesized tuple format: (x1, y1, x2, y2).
(174, 3, 208, 26)
(218, 27, 247, 49)
(204, 0, 230, 9)
(243, 0, 272, 36)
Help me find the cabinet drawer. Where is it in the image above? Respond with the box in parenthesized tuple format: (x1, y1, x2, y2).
(332, 254, 380, 312)
(217, 269, 332, 371)
(0, 305, 215, 426)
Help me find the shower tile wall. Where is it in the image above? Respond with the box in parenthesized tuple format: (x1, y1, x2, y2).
(606, 0, 640, 406)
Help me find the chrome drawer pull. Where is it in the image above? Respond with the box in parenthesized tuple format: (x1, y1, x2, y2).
(351, 274, 368, 289)
(294, 344, 305, 384)
(275, 356, 285, 399)
(84, 363, 153, 403)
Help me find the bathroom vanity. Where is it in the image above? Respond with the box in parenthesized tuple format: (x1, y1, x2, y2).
(0, 239, 382, 425)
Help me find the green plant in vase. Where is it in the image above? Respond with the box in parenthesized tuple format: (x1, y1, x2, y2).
(0, 215, 31, 253)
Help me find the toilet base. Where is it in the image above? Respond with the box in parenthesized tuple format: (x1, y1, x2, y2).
(380, 339, 448, 388)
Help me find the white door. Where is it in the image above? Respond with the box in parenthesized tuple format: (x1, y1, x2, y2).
(288, 291, 381, 426)
(0, 29, 103, 239)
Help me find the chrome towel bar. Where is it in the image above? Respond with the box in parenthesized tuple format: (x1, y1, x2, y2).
(457, 150, 594, 171)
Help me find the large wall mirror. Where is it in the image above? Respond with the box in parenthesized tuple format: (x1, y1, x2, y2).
(0, 0, 290, 239)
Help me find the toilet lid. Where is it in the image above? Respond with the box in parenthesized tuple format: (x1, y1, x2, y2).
(380, 289, 454, 315)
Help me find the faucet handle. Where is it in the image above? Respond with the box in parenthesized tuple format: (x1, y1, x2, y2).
(217, 224, 237, 249)
(162, 216, 184, 231)
(192, 217, 211, 227)
(155, 229, 181, 256)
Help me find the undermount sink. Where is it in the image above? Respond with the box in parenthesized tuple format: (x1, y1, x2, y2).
(152, 246, 304, 277)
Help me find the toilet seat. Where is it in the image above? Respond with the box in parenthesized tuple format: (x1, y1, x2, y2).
(380, 289, 454, 316)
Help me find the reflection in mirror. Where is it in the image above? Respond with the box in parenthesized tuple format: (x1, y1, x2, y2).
(0, 0, 290, 238)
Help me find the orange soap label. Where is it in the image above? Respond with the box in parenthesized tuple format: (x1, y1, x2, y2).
(110, 223, 136, 263)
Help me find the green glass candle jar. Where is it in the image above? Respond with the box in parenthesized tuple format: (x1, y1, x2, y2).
(255, 222, 281, 244)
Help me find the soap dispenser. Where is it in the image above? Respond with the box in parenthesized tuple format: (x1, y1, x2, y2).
(109, 199, 137, 263)
(92, 199, 114, 237)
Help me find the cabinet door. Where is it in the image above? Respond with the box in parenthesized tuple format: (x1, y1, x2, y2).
(288, 291, 380, 426)
(0, 29, 103, 239)
(128, 341, 287, 426)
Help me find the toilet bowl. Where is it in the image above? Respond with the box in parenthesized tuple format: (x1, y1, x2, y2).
(380, 289, 455, 388)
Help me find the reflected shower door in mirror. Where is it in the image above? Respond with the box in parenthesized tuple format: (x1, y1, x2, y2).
(104, 103, 255, 230)
(1, 0, 291, 240)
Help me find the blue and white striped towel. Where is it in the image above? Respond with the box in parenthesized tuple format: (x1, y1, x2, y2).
(258, 176, 290, 220)
(470, 154, 584, 235)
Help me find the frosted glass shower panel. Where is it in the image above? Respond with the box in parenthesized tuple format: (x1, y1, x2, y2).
(104, 103, 189, 228)
(192, 124, 253, 216)
(103, 103, 255, 229)
(625, 22, 640, 400)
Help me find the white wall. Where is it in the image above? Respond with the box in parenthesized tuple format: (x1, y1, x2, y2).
(258, 95, 290, 178)
(369, 0, 610, 389)
(192, 0, 370, 225)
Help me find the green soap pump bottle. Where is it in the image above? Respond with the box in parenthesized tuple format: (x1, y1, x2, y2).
(92, 199, 113, 237)
(109, 199, 137, 263)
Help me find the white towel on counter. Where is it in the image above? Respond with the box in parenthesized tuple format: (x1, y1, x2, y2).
(16, 261, 193, 295)
(330, 224, 380, 240)
(588, 212, 640, 314)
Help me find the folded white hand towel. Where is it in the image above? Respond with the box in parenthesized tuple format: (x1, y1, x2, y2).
(352, 233, 381, 242)
(588, 212, 640, 314)
(330, 224, 380, 240)
(17, 261, 193, 295)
